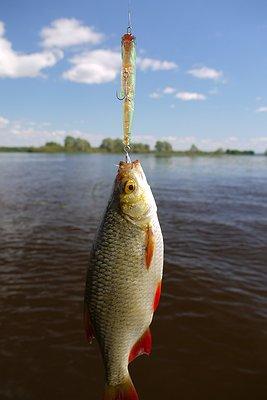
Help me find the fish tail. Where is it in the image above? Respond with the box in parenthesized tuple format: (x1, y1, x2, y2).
(103, 375, 138, 400)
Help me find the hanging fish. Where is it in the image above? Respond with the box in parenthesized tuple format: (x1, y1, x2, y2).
(117, 32, 136, 150)
(84, 160, 164, 400)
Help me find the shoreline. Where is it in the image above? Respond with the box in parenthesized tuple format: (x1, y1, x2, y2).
(0, 149, 264, 156)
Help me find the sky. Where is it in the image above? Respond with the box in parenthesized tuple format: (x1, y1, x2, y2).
(0, 0, 267, 152)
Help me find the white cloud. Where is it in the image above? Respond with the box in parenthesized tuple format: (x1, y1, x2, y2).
(133, 134, 155, 143)
(63, 49, 121, 84)
(187, 66, 223, 80)
(12, 127, 66, 140)
(137, 57, 177, 71)
(149, 91, 161, 99)
(256, 106, 267, 113)
(163, 135, 197, 145)
(176, 92, 206, 101)
(249, 136, 267, 145)
(63, 49, 178, 84)
(0, 21, 63, 78)
(40, 18, 104, 48)
(163, 86, 176, 94)
(196, 136, 267, 152)
(0, 116, 9, 128)
(0, 118, 109, 147)
(0, 126, 67, 146)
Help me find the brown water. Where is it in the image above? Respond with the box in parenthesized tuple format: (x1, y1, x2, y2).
(0, 153, 266, 400)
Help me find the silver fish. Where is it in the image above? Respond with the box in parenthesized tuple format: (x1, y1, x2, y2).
(84, 160, 164, 400)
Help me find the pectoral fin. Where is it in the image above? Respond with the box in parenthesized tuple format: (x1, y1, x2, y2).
(128, 328, 152, 363)
(145, 226, 155, 269)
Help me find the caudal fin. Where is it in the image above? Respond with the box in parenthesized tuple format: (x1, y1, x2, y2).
(103, 377, 138, 400)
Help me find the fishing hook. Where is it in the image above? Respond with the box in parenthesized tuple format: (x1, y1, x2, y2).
(116, 90, 125, 101)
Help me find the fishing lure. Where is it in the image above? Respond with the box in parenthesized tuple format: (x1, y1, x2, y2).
(117, 31, 136, 152)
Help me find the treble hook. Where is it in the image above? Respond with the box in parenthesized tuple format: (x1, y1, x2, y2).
(116, 90, 125, 101)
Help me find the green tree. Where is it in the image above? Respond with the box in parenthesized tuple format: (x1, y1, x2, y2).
(113, 138, 124, 152)
(64, 136, 76, 151)
(213, 148, 224, 155)
(75, 138, 91, 152)
(41, 141, 63, 152)
(189, 144, 199, 153)
(100, 138, 114, 152)
(131, 142, 150, 153)
(100, 138, 123, 152)
(64, 136, 91, 152)
(45, 141, 60, 147)
(155, 141, 173, 153)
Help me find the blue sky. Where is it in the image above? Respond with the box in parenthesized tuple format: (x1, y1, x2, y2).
(0, 0, 267, 151)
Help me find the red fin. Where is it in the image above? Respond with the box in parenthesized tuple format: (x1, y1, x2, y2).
(129, 328, 152, 363)
(103, 377, 138, 400)
(145, 226, 155, 269)
(153, 281, 162, 312)
(83, 302, 95, 343)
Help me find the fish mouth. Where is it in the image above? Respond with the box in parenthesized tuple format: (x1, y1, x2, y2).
(118, 159, 140, 169)
(116, 160, 141, 180)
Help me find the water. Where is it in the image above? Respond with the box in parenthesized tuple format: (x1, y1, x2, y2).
(0, 153, 266, 400)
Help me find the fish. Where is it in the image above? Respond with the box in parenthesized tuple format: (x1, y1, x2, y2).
(117, 33, 136, 149)
(84, 160, 164, 400)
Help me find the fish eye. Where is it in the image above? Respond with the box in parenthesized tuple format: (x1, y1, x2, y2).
(124, 179, 136, 194)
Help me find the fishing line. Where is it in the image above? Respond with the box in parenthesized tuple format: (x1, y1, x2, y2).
(127, 0, 132, 33)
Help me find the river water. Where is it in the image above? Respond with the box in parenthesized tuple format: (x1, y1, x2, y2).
(0, 153, 266, 400)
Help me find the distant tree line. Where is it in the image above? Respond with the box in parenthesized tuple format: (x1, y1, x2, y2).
(225, 149, 255, 155)
(40, 137, 176, 153)
(100, 138, 150, 153)
(0, 135, 260, 155)
(37, 136, 92, 153)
